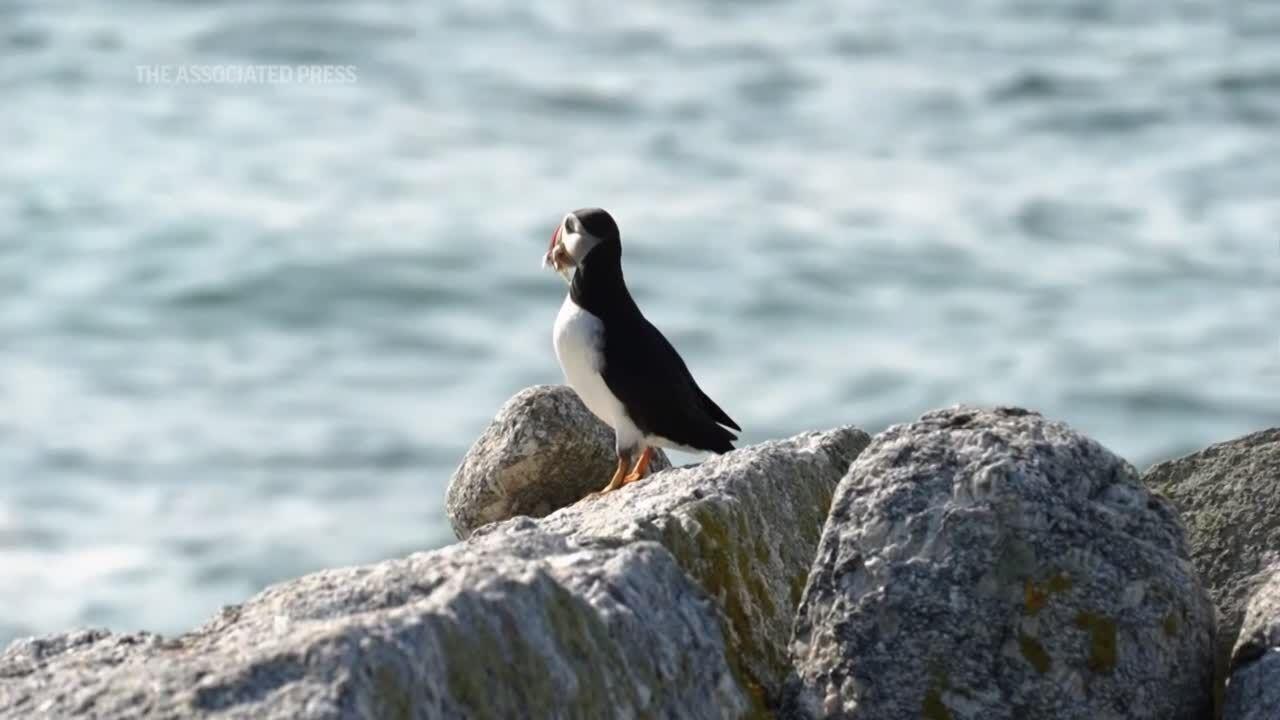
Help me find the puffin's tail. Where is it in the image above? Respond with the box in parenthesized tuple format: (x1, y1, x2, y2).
(695, 420, 737, 455)
(697, 387, 741, 432)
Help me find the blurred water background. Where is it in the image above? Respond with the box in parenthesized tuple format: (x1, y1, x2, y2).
(1, 0, 1278, 645)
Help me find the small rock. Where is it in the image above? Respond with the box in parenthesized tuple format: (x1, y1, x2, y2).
(446, 384, 670, 539)
(0, 524, 746, 719)
(787, 406, 1215, 720)
(1143, 428, 1280, 698)
(1224, 565, 1280, 720)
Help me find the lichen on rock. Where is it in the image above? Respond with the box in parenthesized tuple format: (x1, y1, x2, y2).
(500, 425, 872, 711)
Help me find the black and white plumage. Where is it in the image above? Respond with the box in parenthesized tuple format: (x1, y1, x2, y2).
(543, 207, 740, 493)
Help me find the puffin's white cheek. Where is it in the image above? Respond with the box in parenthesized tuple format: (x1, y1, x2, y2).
(563, 233, 583, 261)
(564, 232, 599, 262)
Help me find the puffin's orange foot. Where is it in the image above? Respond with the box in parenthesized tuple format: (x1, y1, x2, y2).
(594, 455, 630, 495)
(620, 447, 654, 486)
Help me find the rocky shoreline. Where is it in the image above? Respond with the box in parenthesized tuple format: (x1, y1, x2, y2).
(1, 386, 1276, 719)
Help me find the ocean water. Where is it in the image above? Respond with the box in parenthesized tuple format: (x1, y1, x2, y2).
(1, 0, 1278, 645)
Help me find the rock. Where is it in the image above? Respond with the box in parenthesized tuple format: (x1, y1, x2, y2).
(2, 425, 869, 719)
(515, 426, 871, 710)
(446, 385, 671, 539)
(1142, 428, 1280, 698)
(0, 523, 747, 720)
(787, 406, 1216, 720)
(1224, 565, 1280, 720)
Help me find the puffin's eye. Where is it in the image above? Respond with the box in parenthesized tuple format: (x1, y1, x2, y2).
(564, 216, 578, 234)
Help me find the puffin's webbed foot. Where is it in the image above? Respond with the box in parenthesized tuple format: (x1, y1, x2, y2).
(588, 454, 631, 498)
(621, 447, 654, 486)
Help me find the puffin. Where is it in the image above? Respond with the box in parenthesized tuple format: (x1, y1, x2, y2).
(542, 207, 740, 494)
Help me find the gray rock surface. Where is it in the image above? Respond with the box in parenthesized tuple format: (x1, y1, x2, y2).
(0, 524, 746, 720)
(520, 426, 871, 709)
(788, 406, 1216, 720)
(1225, 566, 1280, 720)
(1143, 428, 1280, 697)
(2, 420, 870, 719)
(446, 384, 670, 539)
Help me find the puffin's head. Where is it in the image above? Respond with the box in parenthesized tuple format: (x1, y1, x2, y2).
(542, 207, 620, 284)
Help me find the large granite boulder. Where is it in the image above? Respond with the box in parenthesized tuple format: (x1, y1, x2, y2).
(0, 524, 747, 719)
(2, 419, 870, 719)
(1225, 565, 1280, 720)
(787, 406, 1216, 720)
(524, 426, 871, 709)
(1143, 428, 1280, 695)
(446, 384, 671, 539)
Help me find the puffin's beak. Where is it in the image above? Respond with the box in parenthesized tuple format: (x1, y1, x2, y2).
(542, 225, 573, 284)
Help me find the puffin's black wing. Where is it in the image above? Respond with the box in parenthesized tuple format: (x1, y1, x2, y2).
(600, 315, 739, 453)
(649, 326, 741, 432)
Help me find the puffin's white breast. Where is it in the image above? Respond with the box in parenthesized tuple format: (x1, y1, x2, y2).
(552, 294, 640, 450)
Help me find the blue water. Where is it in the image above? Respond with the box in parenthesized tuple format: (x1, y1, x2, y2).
(1, 0, 1278, 644)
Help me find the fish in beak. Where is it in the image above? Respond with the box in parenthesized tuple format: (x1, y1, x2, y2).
(543, 223, 574, 285)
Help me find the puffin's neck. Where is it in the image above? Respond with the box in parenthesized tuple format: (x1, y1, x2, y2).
(569, 248, 636, 319)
